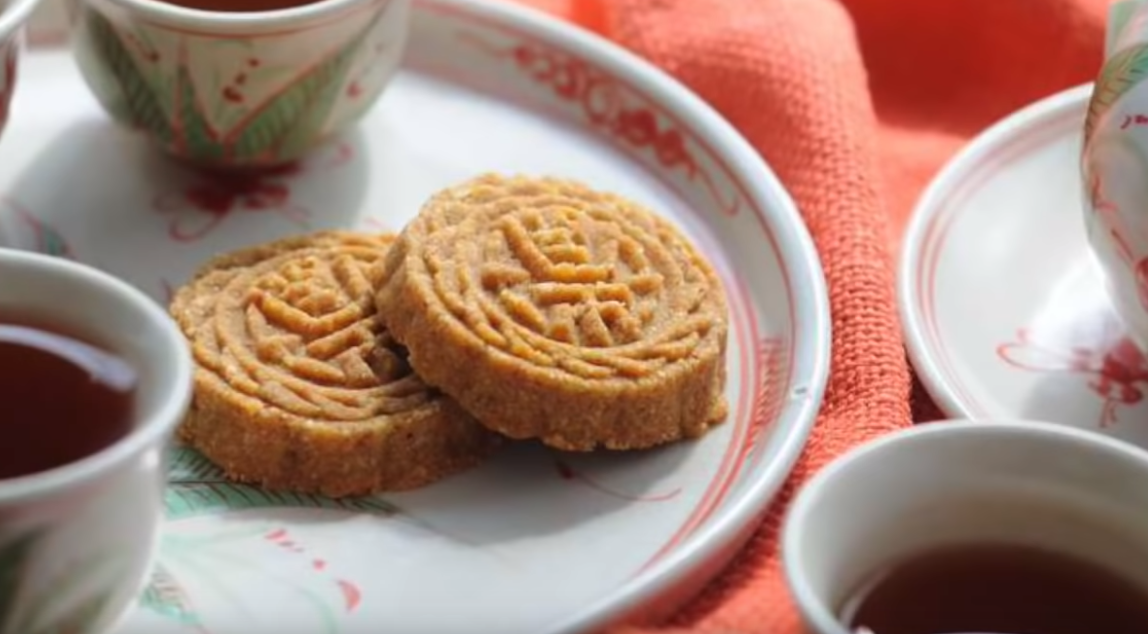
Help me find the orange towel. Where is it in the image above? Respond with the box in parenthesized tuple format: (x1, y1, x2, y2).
(512, 0, 1109, 631)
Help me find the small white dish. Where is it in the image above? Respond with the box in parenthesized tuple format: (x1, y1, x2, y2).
(0, 0, 831, 632)
(899, 84, 1148, 449)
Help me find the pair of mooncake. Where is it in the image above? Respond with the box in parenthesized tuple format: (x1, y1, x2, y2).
(170, 174, 730, 497)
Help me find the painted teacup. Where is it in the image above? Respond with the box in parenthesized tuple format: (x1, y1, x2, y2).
(68, 0, 411, 169)
(1081, 0, 1148, 353)
(0, 249, 192, 634)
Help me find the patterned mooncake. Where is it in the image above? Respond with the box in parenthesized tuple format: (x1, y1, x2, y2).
(170, 231, 499, 497)
(377, 175, 729, 451)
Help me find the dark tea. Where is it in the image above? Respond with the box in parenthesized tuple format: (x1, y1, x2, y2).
(840, 542, 1148, 634)
(156, 0, 326, 13)
(0, 319, 137, 480)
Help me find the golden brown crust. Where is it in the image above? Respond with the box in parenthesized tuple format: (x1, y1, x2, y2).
(170, 231, 499, 497)
(377, 174, 729, 451)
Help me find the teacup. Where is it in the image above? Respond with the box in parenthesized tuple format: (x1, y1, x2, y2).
(0, 249, 192, 634)
(783, 420, 1148, 634)
(67, 0, 411, 169)
(1082, 0, 1148, 352)
(0, 0, 46, 136)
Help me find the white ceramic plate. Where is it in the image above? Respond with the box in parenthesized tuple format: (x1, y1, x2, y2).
(900, 84, 1148, 448)
(2, 1, 830, 633)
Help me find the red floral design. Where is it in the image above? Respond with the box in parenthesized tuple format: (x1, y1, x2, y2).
(123, 29, 161, 63)
(1136, 258, 1148, 315)
(458, 32, 740, 217)
(344, 39, 397, 100)
(263, 528, 363, 613)
(554, 457, 682, 503)
(740, 336, 787, 464)
(1088, 165, 1148, 312)
(997, 328, 1148, 428)
(1120, 113, 1148, 130)
(153, 142, 354, 243)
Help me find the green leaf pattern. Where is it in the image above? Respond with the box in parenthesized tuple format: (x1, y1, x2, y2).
(139, 564, 203, 628)
(225, 45, 359, 162)
(39, 224, 71, 259)
(1086, 43, 1148, 144)
(165, 447, 400, 520)
(136, 448, 401, 628)
(0, 531, 38, 631)
(2, 445, 397, 632)
(0, 530, 121, 634)
(175, 63, 223, 163)
(225, 7, 386, 162)
(1107, 1, 1143, 56)
(81, 10, 173, 147)
(78, 4, 386, 166)
(22, 593, 113, 634)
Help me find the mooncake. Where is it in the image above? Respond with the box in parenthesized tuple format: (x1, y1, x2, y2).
(377, 174, 729, 451)
(170, 231, 499, 497)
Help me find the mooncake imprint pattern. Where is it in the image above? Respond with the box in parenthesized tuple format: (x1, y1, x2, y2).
(171, 231, 498, 498)
(378, 174, 729, 451)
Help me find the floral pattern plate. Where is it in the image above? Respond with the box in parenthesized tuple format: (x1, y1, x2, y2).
(900, 84, 1148, 447)
(1, 1, 830, 633)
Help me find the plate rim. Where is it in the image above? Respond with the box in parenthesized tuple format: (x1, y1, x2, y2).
(451, 2, 832, 630)
(20, 0, 833, 631)
(898, 83, 1093, 421)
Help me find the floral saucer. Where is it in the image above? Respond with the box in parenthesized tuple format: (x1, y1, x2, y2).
(901, 84, 1148, 448)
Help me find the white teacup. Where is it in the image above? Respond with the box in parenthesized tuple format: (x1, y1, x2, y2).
(783, 420, 1148, 634)
(1082, 0, 1148, 353)
(0, 249, 192, 634)
(68, 0, 411, 169)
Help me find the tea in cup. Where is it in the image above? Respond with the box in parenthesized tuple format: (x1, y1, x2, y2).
(68, 0, 411, 169)
(783, 420, 1148, 634)
(0, 249, 192, 634)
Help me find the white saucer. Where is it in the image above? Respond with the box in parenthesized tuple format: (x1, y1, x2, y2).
(900, 84, 1148, 448)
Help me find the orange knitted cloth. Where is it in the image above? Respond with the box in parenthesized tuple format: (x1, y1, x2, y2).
(513, 0, 1109, 632)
